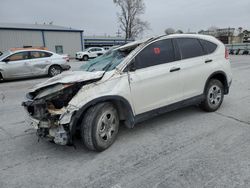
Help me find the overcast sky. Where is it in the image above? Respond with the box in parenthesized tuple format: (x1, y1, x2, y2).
(0, 0, 250, 38)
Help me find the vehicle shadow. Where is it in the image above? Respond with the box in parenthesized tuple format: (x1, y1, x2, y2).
(0, 75, 48, 83)
(32, 105, 205, 158)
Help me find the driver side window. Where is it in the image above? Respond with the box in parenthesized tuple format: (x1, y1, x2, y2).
(6, 52, 29, 62)
(135, 39, 175, 70)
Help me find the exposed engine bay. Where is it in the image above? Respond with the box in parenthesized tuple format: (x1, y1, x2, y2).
(22, 78, 101, 145)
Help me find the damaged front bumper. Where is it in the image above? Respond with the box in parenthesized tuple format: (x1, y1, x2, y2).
(22, 100, 78, 145)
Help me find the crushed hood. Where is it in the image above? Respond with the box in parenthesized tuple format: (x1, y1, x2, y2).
(29, 71, 105, 92)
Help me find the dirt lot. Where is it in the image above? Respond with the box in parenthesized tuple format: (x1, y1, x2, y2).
(0, 56, 250, 188)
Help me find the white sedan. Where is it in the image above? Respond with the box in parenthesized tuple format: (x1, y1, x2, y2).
(0, 49, 71, 80)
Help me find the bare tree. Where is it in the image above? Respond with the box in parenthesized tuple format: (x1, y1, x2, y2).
(113, 0, 149, 40)
(164, 28, 175, 35)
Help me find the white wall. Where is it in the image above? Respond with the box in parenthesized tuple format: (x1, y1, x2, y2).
(0, 30, 43, 51)
(44, 31, 82, 57)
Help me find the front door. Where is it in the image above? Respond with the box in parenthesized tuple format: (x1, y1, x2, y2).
(128, 39, 183, 115)
(2, 51, 32, 78)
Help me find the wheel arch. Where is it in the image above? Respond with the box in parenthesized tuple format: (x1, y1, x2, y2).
(204, 71, 229, 94)
(47, 64, 62, 74)
(69, 95, 135, 142)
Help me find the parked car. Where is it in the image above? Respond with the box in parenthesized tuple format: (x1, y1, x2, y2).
(229, 49, 235, 55)
(242, 50, 249, 55)
(103, 46, 111, 51)
(23, 34, 232, 151)
(0, 49, 70, 80)
(75, 47, 106, 61)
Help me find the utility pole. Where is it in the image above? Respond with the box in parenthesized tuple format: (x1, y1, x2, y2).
(116, 29, 122, 38)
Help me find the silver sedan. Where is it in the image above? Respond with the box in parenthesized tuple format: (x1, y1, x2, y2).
(0, 49, 71, 80)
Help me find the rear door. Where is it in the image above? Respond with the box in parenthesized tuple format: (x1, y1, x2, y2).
(29, 51, 52, 75)
(128, 39, 183, 115)
(175, 38, 218, 99)
(88, 48, 98, 58)
(2, 51, 32, 78)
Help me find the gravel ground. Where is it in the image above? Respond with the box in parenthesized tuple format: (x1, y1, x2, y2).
(0, 56, 250, 188)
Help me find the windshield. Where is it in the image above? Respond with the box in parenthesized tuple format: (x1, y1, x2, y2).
(0, 50, 11, 60)
(80, 49, 130, 72)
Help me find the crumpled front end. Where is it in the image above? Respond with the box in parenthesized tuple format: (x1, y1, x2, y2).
(23, 85, 80, 145)
(22, 71, 105, 145)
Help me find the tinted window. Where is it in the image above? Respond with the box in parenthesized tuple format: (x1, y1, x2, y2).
(199, 39, 217, 54)
(135, 39, 175, 69)
(30, 51, 52, 59)
(7, 52, 29, 62)
(176, 38, 204, 59)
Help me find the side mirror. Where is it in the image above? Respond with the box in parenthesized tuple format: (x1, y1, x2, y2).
(3, 59, 9, 63)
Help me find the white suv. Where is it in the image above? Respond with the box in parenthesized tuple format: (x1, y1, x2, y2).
(23, 34, 232, 151)
(75, 47, 106, 61)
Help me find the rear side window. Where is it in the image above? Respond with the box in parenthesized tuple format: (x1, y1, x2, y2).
(135, 39, 175, 69)
(176, 38, 204, 59)
(199, 39, 217, 54)
(30, 51, 52, 59)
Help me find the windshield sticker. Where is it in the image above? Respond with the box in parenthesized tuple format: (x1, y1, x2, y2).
(154, 48, 161, 55)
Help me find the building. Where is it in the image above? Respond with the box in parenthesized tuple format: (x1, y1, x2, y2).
(84, 36, 133, 48)
(0, 23, 84, 57)
(242, 30, 250, 43)
(198, 28, 235, 44)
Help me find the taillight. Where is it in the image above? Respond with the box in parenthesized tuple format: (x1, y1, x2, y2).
(225, 48, 229, 60)
(63, 56, 70, 62)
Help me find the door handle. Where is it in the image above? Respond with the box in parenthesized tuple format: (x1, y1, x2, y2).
(170, 67, 180, 72)
(205, 59, 213, 63)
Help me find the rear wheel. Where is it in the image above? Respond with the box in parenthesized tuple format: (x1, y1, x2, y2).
(48, 65, 62, 77)
(0, 73, 3, 82)
(200, 79, 224, 112)
(81, 102, 119, 151)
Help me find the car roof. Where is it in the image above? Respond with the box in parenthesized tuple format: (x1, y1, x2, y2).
(9, 49, 54, 54)
(118, 34, 221, 51)
(160, 34, 221, 44)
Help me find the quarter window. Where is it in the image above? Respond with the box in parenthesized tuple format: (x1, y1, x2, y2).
(199, 39, 217, 54)
(30, 51, 52, 59)
(135, 39, 175, 69)
(176, 38, 204, 59)
(6, 52, 29, 62)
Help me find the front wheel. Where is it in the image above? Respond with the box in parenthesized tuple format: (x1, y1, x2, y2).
(81, 102, 119, 151)
(200, 79, 224, 112)
(82, 55, 89, 61)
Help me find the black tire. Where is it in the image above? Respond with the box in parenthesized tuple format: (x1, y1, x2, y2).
(82, 55, 89, 61)
(48, 65, 62, 77)
(81, 102, 119, 151)
(0, 73, 3, 82)
(200, 79, 224, 112)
